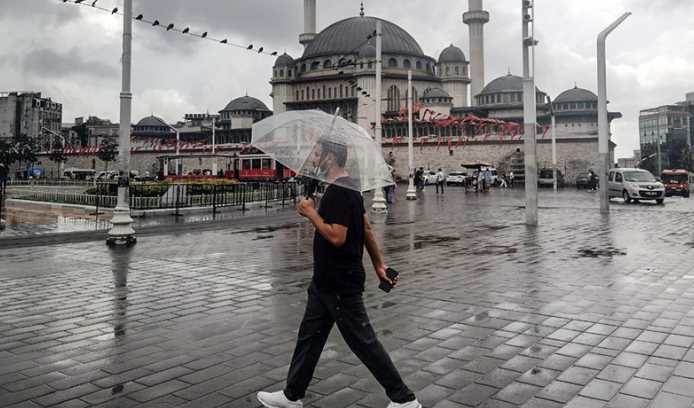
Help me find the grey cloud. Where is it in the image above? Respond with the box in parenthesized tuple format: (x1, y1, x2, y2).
(22, 48, 118, 79)
(0, 0, 79, 25)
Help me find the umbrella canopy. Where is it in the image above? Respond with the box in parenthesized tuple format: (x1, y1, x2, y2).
(251, 110, 394, 192)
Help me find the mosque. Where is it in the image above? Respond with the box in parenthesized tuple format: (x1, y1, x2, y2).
(269, 0, 622, 183)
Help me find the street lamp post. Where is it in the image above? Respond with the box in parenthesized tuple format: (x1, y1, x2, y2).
(371, 20, 387, 212)
(42, 127, 66, 180)
(597, 12, 631, 213)
(654, 131, 662, 175)
(546, 96, 557, 191)
(406, 70, 417, 200)
(211, 116, 217, 176)
(522, 0, 538, 226)
(107, 0, 136, 245)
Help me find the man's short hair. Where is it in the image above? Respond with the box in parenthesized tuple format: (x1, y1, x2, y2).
(320, 140, 347, 168)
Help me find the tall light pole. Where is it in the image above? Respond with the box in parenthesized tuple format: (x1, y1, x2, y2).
(654, 131, 662, 175)
(371, 20, 387, 212)
(597, 12, 631, 213)
(406, 70, 417, 200)
(546, 96, 557, 191)
(522, 0, 538, 226)
(211, 115, 217, 175)
(42, 126, 66, 179)
(107, 0, 136, 246)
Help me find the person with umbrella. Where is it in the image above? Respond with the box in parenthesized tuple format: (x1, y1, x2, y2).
(253, 111, 420, 408)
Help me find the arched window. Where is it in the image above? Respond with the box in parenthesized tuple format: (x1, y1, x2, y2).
(306, 87, 310, 99)
(296, 90, 300, 100)
(368, 61, 373, 69)
(322, 85, 326, 98)
(301, 64, 307, 73)
(273, 69, 277, 77)
(311, 61, 320, 70)
(403, 59, 411, 69)
(328, 88, 332, 99)
(317, 89, 321, 99)
(338, 58, 347, 67)
(445, 66, 450, 75)
(405, 86, 418, 104)
(416, 60, 422, 70)
(388, 58, 398, 68)
(426, 63, 431, 72)
(323, 60, 332, 69)
(301, 90, 304, 100)
(279, 69, 284, 77)
(312, 89, 315, 99)
(340, 85, 343, 98)
(455, 66, 460, 75)
(387, 85, 400, 112)
(360, 62, 364, 69)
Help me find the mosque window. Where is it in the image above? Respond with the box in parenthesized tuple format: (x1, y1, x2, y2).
(338, 58, 347, 67)
(368, 61, 373, 69)
(312, 89, 315, 99)
(445, 66, 450, 75)
(387, 85, 400, 112)
(323, 60, 332, 69)
(571, 103, 577, 109)
(279, 69, 284, 77)
(301, 64, 306, 73)
(403, 59, 411, 69)
(322, 85, 326, 97)
(317, 89, 321, 99)
(563, 103, 569, 110)
(455, 66, 460, 75)
(273, 70, 277, 77)
(288, 69, 292, 77)
(311, 61, 320, 70)
(301, 90, 304, 100)
(360, 62, 364, 69)
(328, 88, 332, 99)
(340, 85, 343, 98)
(388, 58, 398, 68)
(296, 90, 300, 100)
(416, 61, 422, 70)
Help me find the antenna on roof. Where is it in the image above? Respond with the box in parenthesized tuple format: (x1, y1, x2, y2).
(360, 2, 365, 17)
(507, 66, 511, 75)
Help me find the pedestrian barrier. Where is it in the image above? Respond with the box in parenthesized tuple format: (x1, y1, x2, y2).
(0, 179, 6, 228)
(13, 181, 298, 213)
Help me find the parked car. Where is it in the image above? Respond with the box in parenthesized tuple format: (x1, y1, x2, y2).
(538, 168, 565, 188)
(446, 171, 467, 186)
(607, 168, 665, 204)
(423, 170, 438, 185)
(661, 169, 690, 198)
(576, 172, 591, 189)
(96, 171, 118, 181)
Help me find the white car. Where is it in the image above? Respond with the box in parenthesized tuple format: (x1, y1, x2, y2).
(607, 168, 665, 204)
(446, 171, 467, 185)
(424, 170, 438, 185)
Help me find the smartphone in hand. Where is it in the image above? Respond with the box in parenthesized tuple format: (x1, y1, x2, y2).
(378, 267, 399, 293)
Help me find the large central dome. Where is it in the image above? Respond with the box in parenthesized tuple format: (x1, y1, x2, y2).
(302, 16, 425, 59)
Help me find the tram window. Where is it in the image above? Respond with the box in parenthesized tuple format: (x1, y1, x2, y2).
(242, 160, 251, 170)
(252, 159, 261, 169)
(261, 158, 272, 169)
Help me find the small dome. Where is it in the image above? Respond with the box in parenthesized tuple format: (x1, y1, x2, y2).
(358, 44, 376, 59)
(422, 88, 452, 99)
(274, 53, 294, 67)
(554, 86, 597, 104)
(221, 96, 270, 112)
(479, 73, 524, 94)
(302, 16, 425, 59)
(136, 115, 168, 127)
(438, 44, 466, 63)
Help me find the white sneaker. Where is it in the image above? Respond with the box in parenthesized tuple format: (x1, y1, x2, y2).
(257, 390, 303, 408)
(387, 399, 422, 408)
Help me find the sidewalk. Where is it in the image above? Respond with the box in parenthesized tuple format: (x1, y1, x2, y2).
(1, 188, 694, 407)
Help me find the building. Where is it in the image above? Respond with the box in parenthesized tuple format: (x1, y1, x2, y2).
(639, 103, 691, 173)
(617, 150, 641, 169)
(0, 92, 62, 144)
(268, 1, 622, 183)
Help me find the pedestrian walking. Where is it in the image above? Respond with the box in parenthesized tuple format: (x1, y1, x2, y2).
(499, 173, 508, 188)
(435, 168, 445, 194)
(415, 167, 424, 190)
(588, 169, 598, 191)
(257, 140, 421, 408)
(509, 171, 515, 188)
(484, 168, 493, 191)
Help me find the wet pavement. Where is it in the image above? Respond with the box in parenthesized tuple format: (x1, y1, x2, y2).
(1, 187, 694, 407)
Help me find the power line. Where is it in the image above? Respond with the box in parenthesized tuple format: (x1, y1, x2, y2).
(58, 0, 280, 57)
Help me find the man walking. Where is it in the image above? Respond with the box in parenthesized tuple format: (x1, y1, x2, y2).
(435, 168, 445, 194)
(257, 141, 420, 408)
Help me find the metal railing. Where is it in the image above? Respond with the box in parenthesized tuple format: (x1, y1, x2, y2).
(5, 179, 93, 186)
(13, 181, 298, 214)
(0, 179, 6, 227)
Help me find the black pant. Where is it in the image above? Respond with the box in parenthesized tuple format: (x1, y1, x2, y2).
(436, 181, 444, 194)
(285, 283, 415, 403)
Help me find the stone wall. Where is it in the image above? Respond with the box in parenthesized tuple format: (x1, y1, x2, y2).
(384, 138, 605, 183)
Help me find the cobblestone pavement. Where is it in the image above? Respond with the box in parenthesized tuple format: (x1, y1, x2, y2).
(1, 188, 694, 407)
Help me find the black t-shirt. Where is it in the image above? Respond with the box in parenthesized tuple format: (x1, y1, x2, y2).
(313, 177, 366, 294)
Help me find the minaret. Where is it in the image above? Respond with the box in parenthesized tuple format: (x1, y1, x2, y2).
(463, 0, 489, 106)
(299, 0, 317, 48)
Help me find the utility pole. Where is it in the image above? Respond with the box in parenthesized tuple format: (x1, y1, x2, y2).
(406, 70, 417, 200)
(597, 12, 631, 213)
(371, 20, 387, 212)
(107, 0, 136, 246)
(546, 96, 557, 191)
(212, 116, 217, 175)
(522, 0, 538, 226)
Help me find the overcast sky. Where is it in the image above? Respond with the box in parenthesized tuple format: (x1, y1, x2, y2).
(1, 0, 692, 158)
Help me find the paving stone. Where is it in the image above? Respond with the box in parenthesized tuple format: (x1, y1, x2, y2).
(605, 393, 649, 408)
(535, 381, 582, 404)
(596, 365, 636, 383)
(448, 383, 498, 406)
(619, 377, 662, 399)
(649, 391, 694, 408)
(662, 376, 694, 397)
(557, 366, 598, 386)
(493, 381, 541, 405)
(579, 378, 622, 400)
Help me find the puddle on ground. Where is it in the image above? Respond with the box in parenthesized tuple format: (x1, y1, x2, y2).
(230, 223, 298, 235)
(576, 247, 627, 258)
(477, 245, 518, 255)
(413, 234, 460, 249)
(252, 235, 274, 240)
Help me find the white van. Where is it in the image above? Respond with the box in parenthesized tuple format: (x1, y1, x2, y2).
(607, 168, 665, 204)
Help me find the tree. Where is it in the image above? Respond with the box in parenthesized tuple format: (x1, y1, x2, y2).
(0, 135, 39, 178)
(97, 139, 118, 171)
(71, 123, 89, 147)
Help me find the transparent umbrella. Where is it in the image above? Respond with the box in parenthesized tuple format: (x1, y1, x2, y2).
(251, 109, 394, 193)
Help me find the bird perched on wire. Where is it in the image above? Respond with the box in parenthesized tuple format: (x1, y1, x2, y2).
(166, 23, 174, 31)
(91, 0, 97, 6)
(135, 14, 143, 20)
(257, 47, 264, 53)
(221, 39, 228, 44)
(152, 20, 160, 27)
(201, 32, 207, 38)
(75, 0, 84, 4)
(111, 7, 118, 14)
(247, 44, 253, 50)
(182, 27, 190, 34)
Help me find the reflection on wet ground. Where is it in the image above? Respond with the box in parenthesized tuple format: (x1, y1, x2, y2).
(1, 188, 694, 407)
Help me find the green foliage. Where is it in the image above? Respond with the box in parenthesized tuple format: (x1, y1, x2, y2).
(71, 123, 89, 146)
(96, 139, 118, 164)
(0, 134, 39, 170)
(48, 148, 68, 163)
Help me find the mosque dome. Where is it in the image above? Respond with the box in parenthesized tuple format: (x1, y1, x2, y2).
(554, 86, 597, 104)
(302, 16, 426, 59)
(221, 96, 270, 112)
(136, 115, 169, 127)
(438, 44, 466, 63)
(479, 73, 524, 94)
(358, 44, 377, 59)
(274, 53, 294, 67)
